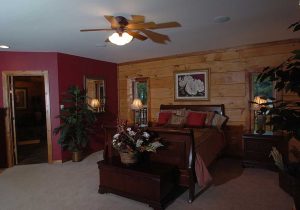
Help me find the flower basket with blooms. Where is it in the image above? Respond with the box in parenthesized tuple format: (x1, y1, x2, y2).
(112, 120, 163, 164)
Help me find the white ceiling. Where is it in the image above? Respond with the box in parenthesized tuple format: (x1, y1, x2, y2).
(0, 0, 299, 63)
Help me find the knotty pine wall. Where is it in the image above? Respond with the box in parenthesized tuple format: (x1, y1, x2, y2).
(118, 39, 300, 156)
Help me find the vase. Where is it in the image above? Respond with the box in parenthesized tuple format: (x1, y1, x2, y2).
(256, 114, 266, 134)
(119, 151, 138, 165)
(279, 171, 300, 210)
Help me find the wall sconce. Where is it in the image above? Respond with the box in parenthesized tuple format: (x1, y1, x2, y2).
(91, 98, 100, 112)
(131, 98, 143, 124)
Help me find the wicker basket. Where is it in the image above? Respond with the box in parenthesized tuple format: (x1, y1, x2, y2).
(119, 151, 138, 165)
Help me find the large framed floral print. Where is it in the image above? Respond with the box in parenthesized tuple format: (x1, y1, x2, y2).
(174, 69, 210, 100)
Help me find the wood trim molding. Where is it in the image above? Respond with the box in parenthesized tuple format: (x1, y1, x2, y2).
(2, 70, 53, 165)
(119, 38, 300, 66)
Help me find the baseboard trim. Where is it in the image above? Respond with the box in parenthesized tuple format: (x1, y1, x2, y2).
(52, 160, 63, 164)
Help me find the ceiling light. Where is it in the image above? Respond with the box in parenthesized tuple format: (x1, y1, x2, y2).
(0, 45, 9, 49)
(214, 16, 231, 23)
(108, 32, 133, 46)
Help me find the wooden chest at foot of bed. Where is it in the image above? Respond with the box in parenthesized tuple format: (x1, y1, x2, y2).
(98, 159, 178, 210)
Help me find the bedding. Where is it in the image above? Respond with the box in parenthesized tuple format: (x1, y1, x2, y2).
(193, 127, 226, 187)
(149, 104, 228, 202)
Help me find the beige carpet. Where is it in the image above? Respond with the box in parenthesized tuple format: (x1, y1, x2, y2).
(0, 151, 293, 210)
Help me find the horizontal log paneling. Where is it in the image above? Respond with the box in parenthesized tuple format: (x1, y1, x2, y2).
(211, 84, 246, 97)
(118, 40, 300, 131)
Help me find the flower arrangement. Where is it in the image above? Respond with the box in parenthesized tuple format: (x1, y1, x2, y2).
(112, 120, 163, 154)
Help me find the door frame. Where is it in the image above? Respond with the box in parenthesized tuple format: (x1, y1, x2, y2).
(2, 71, 52, 166)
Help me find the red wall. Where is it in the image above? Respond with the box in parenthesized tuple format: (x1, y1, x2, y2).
(0, 52, 118, 162)
(57, 53, 118, 160)
(0, 52, 62, 160)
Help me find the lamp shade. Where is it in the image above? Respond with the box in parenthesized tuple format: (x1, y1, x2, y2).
(108, 32, 133, 46)
(131, 98, 143, 110)
(252, 96, 267, 110)
(91, 98, 100, 109)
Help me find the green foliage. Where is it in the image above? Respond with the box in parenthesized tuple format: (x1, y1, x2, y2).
(257, 21, 300, 140)
(137, 82, 147, 105)
(252, 74, 273, 98)
(53, 86, 96, 152)
(288, 21, 300, 32)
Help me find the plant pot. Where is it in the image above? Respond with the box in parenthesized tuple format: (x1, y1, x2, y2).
(72, 151, 83, 162)
(279, 171, 295, 196)
(119, 151, 138, 165)
(279, 171, 300, 210)
(295, 187, 300, 210)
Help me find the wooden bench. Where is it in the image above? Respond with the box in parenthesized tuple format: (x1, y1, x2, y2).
(98, 158, 177, 210)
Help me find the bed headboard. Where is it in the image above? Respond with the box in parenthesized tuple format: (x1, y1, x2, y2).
(160, 104, 225, 116)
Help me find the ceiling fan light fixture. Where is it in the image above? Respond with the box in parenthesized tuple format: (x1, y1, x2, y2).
(108, 32, 133, 46)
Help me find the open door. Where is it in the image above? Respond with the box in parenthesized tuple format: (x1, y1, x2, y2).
(2, 71, 52, 166)
(7, 75, 18, 164)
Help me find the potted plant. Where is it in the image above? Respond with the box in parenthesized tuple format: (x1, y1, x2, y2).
(54, 86, 96, 162)
(112, 120, 163, 165)
(257, 21, 300, 209)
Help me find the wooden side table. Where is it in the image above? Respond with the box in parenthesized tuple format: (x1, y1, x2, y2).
(242, 132, 288, 170)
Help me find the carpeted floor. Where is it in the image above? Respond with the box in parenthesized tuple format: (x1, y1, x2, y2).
(0, 151, 293, 210)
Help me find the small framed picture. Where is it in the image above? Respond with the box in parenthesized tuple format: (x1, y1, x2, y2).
(174, 69, 210, 100)
(15, 88, 27, 110)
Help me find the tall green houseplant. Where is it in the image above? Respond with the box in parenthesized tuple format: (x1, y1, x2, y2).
(257, 21, 300, 141)
(257, 21, 300, 209)
(54, 86, 96, 160)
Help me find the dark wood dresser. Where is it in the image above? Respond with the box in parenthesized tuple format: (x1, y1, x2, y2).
(242, 132, 288, 170)
(0, 108, 8, 168)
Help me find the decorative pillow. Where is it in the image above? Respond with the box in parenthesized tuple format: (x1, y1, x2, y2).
(175, 108, 188, 117)
(211, 114, 228, 130)
(161, 108, 187, 117)
(205, 111, 216, 127)
(167, 113, 186, 128)
(160, 109, 176, 113)
(186, 112, 207, 127)
(157, 112, 172, 126)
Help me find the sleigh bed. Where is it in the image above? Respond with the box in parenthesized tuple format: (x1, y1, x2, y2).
(147, 104, 228, 203)
(103, 104, 228, 203)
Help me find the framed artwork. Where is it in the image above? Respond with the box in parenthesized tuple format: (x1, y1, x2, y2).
(15, 88, 27, 110)
(174, 69, 210, 100)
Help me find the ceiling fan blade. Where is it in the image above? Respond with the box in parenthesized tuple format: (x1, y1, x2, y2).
(104, 15, 119, 28)
(104, 15, 115, 24)
(127, 30, 148, 41)
(127, 22, 156, 30)
(149, 22, 181, 29)
(80, 29, 114, 32)
(129, 15, 145, 24)
(140, 29, 170, 44)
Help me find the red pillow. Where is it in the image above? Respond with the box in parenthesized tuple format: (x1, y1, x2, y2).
(157, 112, 172, 125)
(186, 112, 207, 127)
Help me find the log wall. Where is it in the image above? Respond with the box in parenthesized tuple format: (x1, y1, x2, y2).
(118, 39, 300, 156)
(119, 39, 300, 126)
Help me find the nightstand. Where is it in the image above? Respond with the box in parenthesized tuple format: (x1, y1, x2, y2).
(242, 132, 288, 170)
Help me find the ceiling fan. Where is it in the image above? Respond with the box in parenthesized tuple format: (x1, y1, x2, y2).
(80, 15, 181, 45)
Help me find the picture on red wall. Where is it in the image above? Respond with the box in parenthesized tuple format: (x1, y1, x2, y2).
(14, 88, 27, 110)
(174, 69, 210, 100)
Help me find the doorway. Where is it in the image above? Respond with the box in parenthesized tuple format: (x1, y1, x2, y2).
(2, 71, 52, 167)
(14, 76, 47, 164)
